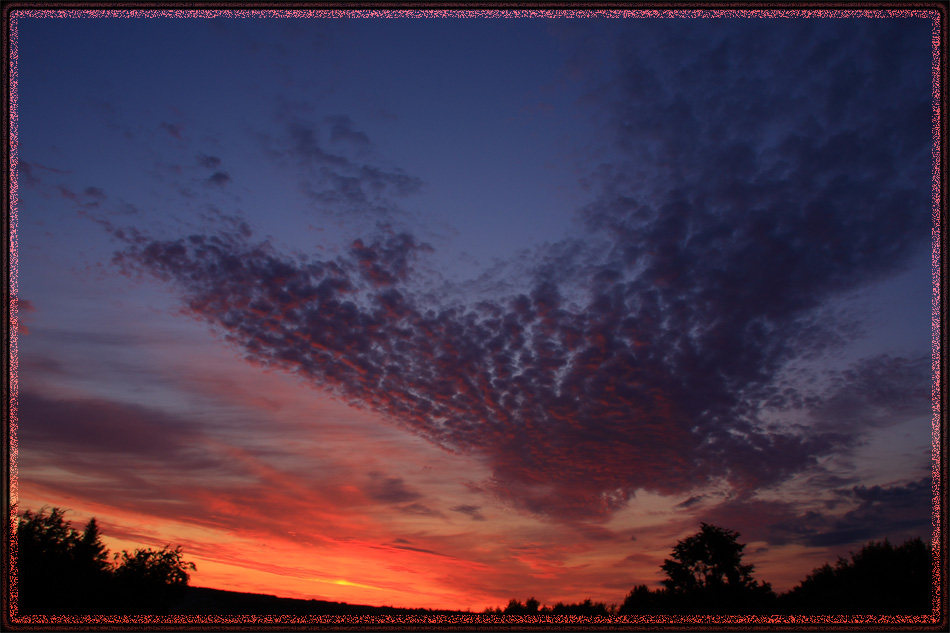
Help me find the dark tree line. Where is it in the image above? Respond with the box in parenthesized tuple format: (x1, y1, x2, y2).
(490, 523, 933, 616)
(15, 507, 196, 615)
(775, 536, 933, 615)
(485, 596, 612, 616)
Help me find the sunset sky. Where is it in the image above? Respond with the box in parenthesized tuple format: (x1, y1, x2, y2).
(10, 9, 939, 612)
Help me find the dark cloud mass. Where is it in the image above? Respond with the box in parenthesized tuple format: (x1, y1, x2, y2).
(769, 477, 932, 547)
(111, 20, 931, 523)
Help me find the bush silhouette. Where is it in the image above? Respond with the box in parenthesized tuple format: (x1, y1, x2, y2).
(15, 507, 196, 614)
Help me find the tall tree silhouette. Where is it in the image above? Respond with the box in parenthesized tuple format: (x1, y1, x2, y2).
(77, 517, 110, 570)
(74, 517, 112, 611)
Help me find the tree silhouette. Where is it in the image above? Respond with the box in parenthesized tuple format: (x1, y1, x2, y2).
(487, 596, 612, 616)
(778, 537, 932, 614)
(654, 523, 774, 613)
(16, 507, 90, 613)
(112, 545, 197, 613)
(618, 584, 669, 615)
(497, 597, 541, 614)
(77, 517, 110, 572)
(661, 523, 761, 592)
(548, 598, 611, 616)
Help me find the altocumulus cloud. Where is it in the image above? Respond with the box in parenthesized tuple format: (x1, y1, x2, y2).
(110, 19, 932, 524)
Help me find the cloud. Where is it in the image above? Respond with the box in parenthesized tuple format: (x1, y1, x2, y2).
(16, 390, 198, 458)
(16, 160, 72, 187)
(12, 296, 35, 334)
(364, 472, 423, 504)
(351, 230, 433, 287)
(197, 153, 222, 169)
(57, 185, 79, 202)
(400, 503, 444, 518)
(13, 296, 35, 313)
(267, 116, 423, 218)
(576, 524, 621, 542)
(450, 504, 486, 521)
(159, 121, 183, 139)
(208, 171, 232, 186)
(54, 184, 109, 209)
(674, 496, 705, 510)
(110, 19, 931, 524)
(15, 390, 389, 549)
(390, 543, 458, 559)
(83, 186, 106, 199)
(800, 355, 931, 432)
(768, 477, 932, 547)
(109, 221, 848, 522)
(325, 115, 372, 150)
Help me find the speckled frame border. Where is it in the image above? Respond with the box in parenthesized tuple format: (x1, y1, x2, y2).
(2, 1, 947, 630)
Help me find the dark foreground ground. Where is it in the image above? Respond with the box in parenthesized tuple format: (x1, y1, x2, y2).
(168, 586, 468, 615)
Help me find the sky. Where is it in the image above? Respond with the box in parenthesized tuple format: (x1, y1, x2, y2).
(9, 9, 940, 612)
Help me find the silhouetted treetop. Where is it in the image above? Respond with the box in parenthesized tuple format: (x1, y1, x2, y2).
(661, 523, 767, 594)
(114, 545, 196, 588)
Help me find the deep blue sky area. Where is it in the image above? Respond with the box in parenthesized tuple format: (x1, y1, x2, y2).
(10, 10, 939, 610)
